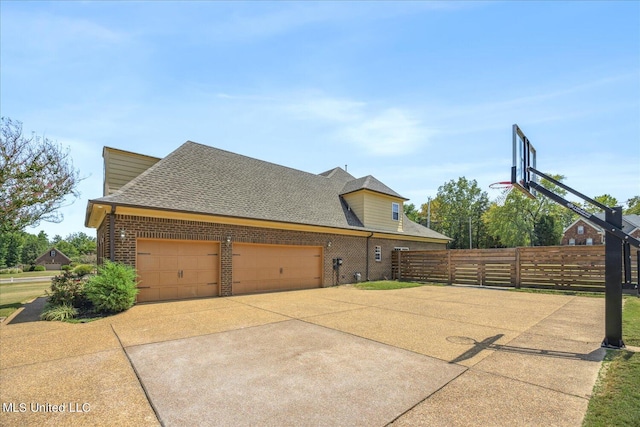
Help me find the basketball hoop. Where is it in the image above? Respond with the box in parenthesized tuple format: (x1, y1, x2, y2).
(489, 181, 513, 206)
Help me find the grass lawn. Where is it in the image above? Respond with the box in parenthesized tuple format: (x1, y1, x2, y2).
(582, 296, 640, 427)
(0, 280, 53, 319)
(0, 270, 59, 279)
(353, 280, 437, 290)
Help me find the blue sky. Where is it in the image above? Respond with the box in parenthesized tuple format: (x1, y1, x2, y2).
(1, 1, 638, 239)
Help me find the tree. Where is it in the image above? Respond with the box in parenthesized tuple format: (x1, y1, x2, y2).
(483, 193, 532, 247)
(432, 177, 490, 249)
(0, 117, 80, 233)
(533, 214, 561, 246)
(65, 232, 96, 255)
(484, 174, 568, 247)
(583, 194, 619, 213)
(403, 203, 422, 224)
(4, 233, 24, 267)
(419, 197, 442, 229)
(625, 196, 640, 215)
(21, 231, 50, 265)
(54, 240, 79, 259)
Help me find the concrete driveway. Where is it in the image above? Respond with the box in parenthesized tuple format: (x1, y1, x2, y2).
(0, 285, 605, 426)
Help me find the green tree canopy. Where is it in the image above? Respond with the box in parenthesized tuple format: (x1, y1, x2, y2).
(21, 230, 50, 265)
(432, 177, 490, 249)
(483, 174, 569, 247)
(583, 194, 619, 213)
(403, 203, 422, 224)
(625, 196, 640, 215)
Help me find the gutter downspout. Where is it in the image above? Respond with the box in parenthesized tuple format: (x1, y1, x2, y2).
(109, 204, 116, 262)
(366, 232, 374, 281)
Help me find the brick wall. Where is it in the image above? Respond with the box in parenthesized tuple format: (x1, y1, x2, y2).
(96, 214, 445, 296)
(561, 219, 603, 246)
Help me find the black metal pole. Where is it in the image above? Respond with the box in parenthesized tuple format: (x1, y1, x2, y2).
(602, 207, 624, 349)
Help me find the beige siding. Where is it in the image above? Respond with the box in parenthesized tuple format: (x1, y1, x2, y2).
(343, 190, 403, 232)
(103, 147, 160, 196)
(363, 193, 403, 232)
(342, 192, 365, 224)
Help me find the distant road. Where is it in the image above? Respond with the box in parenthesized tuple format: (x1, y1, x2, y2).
(0, 276, 54, 284)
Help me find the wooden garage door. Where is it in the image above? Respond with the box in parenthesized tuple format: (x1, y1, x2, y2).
(136, 239, 220, 303)
(232, 244, 322, 295)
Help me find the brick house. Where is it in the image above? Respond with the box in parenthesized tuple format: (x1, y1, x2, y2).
(35, 247, 72, 270)
(561, 214, 640, 246)
(85, 143, 450, 302)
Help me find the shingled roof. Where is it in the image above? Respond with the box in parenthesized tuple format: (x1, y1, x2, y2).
(87, 141, 448, 240)
(340, 175, 407, 200)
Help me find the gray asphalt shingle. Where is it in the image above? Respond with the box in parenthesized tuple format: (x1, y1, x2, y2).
(90, 141, 448, 240)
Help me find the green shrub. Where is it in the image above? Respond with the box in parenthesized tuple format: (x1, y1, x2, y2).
(0, 267, 23, 275)
(61, 265, 71, 271)
(73, 264, 95, 276)
(33, 265, 46, 271)
(85, 261, 138, 313)
(40, 303, 78, 321)
(47, 271, 92, 309)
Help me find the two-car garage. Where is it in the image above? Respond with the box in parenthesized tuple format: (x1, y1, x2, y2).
(136, 239, 323, 303)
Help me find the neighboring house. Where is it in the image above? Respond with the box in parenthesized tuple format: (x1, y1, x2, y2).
(562, 214, 640, 246)
(35, 247, 72, 270)
(85, 142, 450, 302)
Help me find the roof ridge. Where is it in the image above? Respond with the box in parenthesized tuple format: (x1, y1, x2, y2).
(184, 141, 341, 182)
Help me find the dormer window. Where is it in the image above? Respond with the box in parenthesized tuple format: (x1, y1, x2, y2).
(50, 250, 56, 257)
(392, 203, 399, 221)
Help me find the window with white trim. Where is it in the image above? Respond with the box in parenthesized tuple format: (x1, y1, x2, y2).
(50, 250, 56, 257)
(392, 203, 399, 221)
(586, 238, 593, 245)
(374, 246, 382, 262)
(569, 238, 575, 246)
(577, 225, 584, 235)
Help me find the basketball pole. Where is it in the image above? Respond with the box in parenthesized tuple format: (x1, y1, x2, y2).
(603, 208, 624, 348)
(526, 168, 640, 349)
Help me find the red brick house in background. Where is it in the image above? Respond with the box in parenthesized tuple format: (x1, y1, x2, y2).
(85, 143, 450, 303)
(35, 247, 72, 270)
(562, 214, 640, 246)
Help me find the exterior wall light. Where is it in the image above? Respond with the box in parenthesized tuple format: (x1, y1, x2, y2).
(327, 241, 332, 248)
(120, 230, 126, 239)
(226, 236, 232, 245)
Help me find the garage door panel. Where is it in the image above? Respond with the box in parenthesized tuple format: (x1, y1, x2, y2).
(157, 257, 179, 271)
(197, 270, 218, 284)
(197, 255, 217, 269)
(137, 255, 159, 271)
(137, 288, 159, 303)
(138, 271, 159, 288)
(197, 284, 217, 297)
(178, 286, 197, 299)
(232, 244, 322, 295)
(136, 239, 220, 303)
(159, 287, 178, 301)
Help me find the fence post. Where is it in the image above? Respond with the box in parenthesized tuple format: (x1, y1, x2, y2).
(447, 250, 452, 285)
(515, 247, 521, 289)
(397, 250, 402, 281)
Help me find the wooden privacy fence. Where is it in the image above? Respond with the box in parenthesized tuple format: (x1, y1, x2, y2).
(392, 246, 639, 292)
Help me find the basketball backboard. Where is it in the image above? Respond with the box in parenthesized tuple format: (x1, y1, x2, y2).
(511, 124, 537, 198)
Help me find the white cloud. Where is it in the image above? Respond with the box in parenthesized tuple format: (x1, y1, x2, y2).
(341, 108, 432, 156)
(287, 95, 433, 156)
